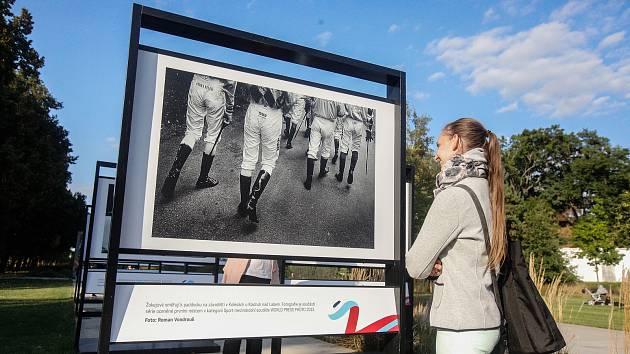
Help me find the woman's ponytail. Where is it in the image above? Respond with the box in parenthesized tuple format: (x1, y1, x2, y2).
(485, 130, 506, 269)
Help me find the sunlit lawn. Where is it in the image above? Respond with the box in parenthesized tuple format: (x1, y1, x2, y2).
(415, 289, 624, 331)
(561, 296, 623, 331)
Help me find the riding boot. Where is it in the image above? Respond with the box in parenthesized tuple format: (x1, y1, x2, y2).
(286, 123, 297, 149)
(283, 117, 291, 138)
(195, 153, 218, 189)
(246, 170, 271, 223)
(161, 144, 192, 200)
(304, 158, 315, 190)
(347, 151, 358, 184)
(335, 152, 347, 182)
(237, 174, 251, 217)
(318, 158, 329, 178)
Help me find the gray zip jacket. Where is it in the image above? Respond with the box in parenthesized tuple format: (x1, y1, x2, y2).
(406, 177, 501, 330)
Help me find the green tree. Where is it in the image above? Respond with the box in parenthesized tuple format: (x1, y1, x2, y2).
(503, 126, 630, 222)
(503, 126, 629, 281)
(610, 191, 630, 247)
(405, 107, 440, 235)
(544, 130, 630, 220)
(0, 0, 85, 272)
(572, 204, 622, 283)
(507, 196, 574, 281)
(503, 125, 576, 201)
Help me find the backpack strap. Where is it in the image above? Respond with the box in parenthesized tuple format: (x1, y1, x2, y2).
(455, 184, 504, 319)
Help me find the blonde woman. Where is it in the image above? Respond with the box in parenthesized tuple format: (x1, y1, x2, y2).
(406, 118, 506, 354)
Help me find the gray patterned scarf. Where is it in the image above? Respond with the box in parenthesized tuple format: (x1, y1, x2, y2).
(434, 148, 488, 196)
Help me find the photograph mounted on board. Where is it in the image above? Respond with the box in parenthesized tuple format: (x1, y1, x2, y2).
(153, 67, 377, 249)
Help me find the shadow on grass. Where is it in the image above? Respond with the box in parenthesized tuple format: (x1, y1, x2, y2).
(0, 278, 72, 290)
(0, 300, 75, 353)
(0, 280, 75, 353)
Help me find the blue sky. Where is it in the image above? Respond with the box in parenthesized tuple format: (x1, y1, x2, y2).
(13, 0, 630, 201)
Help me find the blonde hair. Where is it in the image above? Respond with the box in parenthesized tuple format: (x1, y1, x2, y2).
(443, 118, 506, 269)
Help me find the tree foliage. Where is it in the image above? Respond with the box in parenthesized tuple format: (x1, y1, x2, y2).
(503, 125, 630, 280)
(405, 107, 440, 236)
(507, 196, 575, 281)
(572, 203, 622, 282)
(0, 0, 86, 272)
(504, 125, 630, 221)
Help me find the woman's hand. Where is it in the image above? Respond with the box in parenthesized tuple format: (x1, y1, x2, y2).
(429, 258, 442, 277)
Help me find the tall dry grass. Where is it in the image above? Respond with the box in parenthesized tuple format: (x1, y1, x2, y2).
(529, 254, 573, 354)
(529, 254, 570, 323)
(621, 270, 630, 354)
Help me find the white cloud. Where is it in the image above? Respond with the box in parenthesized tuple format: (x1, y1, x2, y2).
(411, 90, 430, 101)
(427, 72, 445, 82)
(549, 0, 592, 22)
(598, 31, 625, 50)
(106, 136, 119, 150)
(427, 22, 630, 118)
(315, 31, 332, 47)
(483, 8, 500, 23)
(388, 24, 400, 33)
(501, 0, 538, 17)
(496, 101, 519, 113)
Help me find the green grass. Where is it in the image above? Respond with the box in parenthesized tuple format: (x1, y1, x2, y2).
(0, 278, 75, 354)
(561, 295, 624, 331)
(416, 288, 624, 331)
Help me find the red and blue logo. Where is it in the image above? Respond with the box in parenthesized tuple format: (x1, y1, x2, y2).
(328, 300, 399, 334)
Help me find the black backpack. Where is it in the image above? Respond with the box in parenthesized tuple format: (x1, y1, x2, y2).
(457, 185, 566, 354)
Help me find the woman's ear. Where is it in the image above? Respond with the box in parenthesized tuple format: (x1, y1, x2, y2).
(450, 134, 462, 153)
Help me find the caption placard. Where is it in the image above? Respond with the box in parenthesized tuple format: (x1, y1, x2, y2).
(111, 284, 398, 342)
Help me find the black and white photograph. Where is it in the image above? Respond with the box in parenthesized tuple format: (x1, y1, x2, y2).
(151, 67, 377, 249)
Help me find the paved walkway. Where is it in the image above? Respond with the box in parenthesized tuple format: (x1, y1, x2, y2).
(560, 323, 627, 354)
(212, 338, 354, 354)
(80, 317, 628, 353)
(79, 317, 353, 353)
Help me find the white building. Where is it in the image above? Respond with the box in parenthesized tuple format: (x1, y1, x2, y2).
(562, 248, 630, 282)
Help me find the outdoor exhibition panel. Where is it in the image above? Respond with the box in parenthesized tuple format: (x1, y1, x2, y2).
(75, 162, 221, 353)
(100, 4, 408, 354)
(76, 161, 116, 352)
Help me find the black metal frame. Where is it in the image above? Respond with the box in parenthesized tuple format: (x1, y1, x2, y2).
(99, 3, 407, 353)
(74, 204, 92, 312)
(403, 165, 416, 350)
(75, 161, 116, 352)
